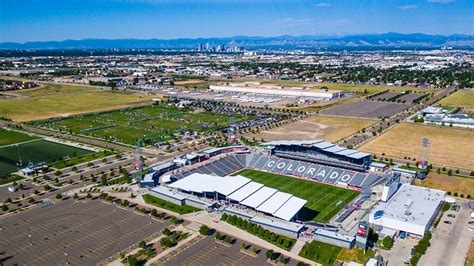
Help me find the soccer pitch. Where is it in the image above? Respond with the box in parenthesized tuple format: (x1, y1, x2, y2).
(0, 140, 92, 177)
(0, 128, 39, 146)
(34, 104, 253, 146)
(235, 169, 359, 223)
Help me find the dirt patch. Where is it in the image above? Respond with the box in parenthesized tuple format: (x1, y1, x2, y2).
(415, 172, 474, 196)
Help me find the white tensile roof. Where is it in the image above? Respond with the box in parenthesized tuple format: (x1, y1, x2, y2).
(256, 191, 293, 214)
(273, 196, 308, 221)
(169, 173, 251, 196)
(241, 186, 278, 209)
(227, 181, 265, 202)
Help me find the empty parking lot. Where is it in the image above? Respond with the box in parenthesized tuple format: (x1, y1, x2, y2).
(0, 198, 167, 265)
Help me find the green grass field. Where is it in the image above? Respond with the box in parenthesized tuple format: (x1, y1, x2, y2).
(34, 104, 253, 146)
(300, 240, 343, 266)
(0, 83, 153, 122)
(143, 194, 201, 214)
(437, 90, 474, 109)
(0, 140, 92, 177)
(235, 169, 359, 222)
(0, 128, 39, 146)
(49, 150, 114, 169)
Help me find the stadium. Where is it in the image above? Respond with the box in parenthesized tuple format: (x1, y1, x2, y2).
(145, 141, 387, 238)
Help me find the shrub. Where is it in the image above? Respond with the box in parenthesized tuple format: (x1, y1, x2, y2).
(382, 236, 393, 249)
(199, 225, 210, 235)
(55, 193, 62, 199)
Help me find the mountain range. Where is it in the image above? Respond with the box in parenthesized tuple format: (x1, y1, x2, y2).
(1, 33, 473, 50)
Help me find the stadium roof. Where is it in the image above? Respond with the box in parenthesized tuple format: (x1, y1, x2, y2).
(256, 191, 293, 214)
(315, 229, 355, 243)
(346, 151, 371, 159)
(150, 186, 187, 201)
(312, 141, 334, 149)
(241, 186, 278, 209)
(251, 215, 304, 233)
(323, 145, 347, 153)
(273, 196, 307, 221)
(169, 173, 250, 196)
(335, 149, 359, 156)
(227, 181, 264, 202)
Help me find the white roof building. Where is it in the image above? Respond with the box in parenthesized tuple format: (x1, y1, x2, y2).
(369, 184, 445, 236)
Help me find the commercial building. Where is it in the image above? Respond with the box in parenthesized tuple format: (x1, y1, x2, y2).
(369, 183, 445, 236)
(210, 82, 343, 100)
(313, 229, 355, 249)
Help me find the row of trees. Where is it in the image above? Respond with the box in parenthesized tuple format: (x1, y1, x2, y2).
(410, 231, 432, 265)
(221, 213, 295, 250)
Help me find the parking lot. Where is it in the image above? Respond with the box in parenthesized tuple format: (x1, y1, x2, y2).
(0, 198, 167, 265)
(155, 234, 299, 266)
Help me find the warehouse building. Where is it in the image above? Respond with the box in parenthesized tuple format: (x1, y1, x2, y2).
(313, 229, 355, 249)
(369, 184, 445, 236)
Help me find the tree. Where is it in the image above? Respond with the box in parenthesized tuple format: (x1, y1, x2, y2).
(279, 255, 287, 264)
(199, 225, 210, 235)
(100, 175, 108, 186)
(162, 227, 171, 236)
(55, 193, 62, 199)
(1, 204, 8, 212)
(44, 184, 51, 191)
(138, 240, 146, 249)
(73, 193, 78, 199)
(266, 249, 274, 260)
(382, 236, 393, 249)
(127, 255, 139, 266)
(151, 209, 158, 217)
(215, 232, 222, 240)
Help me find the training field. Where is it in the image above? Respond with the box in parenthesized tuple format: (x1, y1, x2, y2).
(236, 169, 359, 223)
(253, 115, 375, 142)
(0, 83, 153, 122)
(0, 128, 39, 146)
(360, 123, 474, 171)
(321, 100, 410, 119)
(0, 140, 92, 177)
(437, 90, 474, 109)
(34, 104, 253, 146)
(415, 172, 474, 198)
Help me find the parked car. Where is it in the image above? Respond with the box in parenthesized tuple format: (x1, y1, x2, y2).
(443, 221, 452, 224)
(447, 214, 456, 218)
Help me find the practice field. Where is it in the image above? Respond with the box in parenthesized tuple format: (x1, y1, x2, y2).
(0, 127, 39, 146)
(415, 172, 474, 197)
(253, 115, 376, 142)
(359, 123, 474, 171)
(0, 139, 92, 177)
(437, 90, 474, 109)
(0, 83, 153, 122)
(34, 104, 253, 146)
(235, 169, 359, 223)
(321, 100, 410, 119)
(300, 240, 342, 266)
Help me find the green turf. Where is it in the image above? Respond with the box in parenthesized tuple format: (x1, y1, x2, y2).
(235, 169, 359, 223)
(0, 174, 24, 185)
(49, 150, 114, 169)
(143, 194, 201, 214)
(33, 104, 254, 146)
(299, 240, 343, 266)
(0, 140, 92, 177)
(0, 128, 39, 146)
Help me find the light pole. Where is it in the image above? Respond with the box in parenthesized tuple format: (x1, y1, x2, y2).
(64, 244, 69, 266)
(113, 202, 117, 212)
(149, 213, 152, 224)
(28, 228, 32, 246)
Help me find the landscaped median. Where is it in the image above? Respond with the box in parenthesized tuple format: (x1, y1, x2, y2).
(220, 213, 295, 251)
(142, 194, 201, 215)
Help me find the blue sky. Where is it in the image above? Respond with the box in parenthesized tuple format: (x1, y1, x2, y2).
(0, 0, 472, 42)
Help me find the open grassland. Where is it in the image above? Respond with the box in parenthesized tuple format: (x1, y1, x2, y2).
(235, 169, 359, 223)
(437, 90, 474, 109)
(0, 140, 92, 177)
(34, 104, 253, 146)
(0, 128, 39, 146)
(0, 83, 153, 122)
(359, 123, 474, 171)
(414, 172, 474, 197)
(253, 115, 375, 142)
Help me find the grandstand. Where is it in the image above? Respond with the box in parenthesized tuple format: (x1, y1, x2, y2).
(262, 140, 372, 171)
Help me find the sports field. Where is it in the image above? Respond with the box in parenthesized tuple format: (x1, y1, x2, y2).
(359, 123, 474, 171)
(253, 115, 375, 142)
(437, 90, 474, 109)
(0, 128, 39, 146)
(235, 169, 359, 223)
(34, 104, 253, 146)
(0, 140, 92, 177)
(0, 83, 153, 122)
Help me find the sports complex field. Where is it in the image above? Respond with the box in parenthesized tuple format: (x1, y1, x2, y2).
(0, 139, 92, 177)
(437, 90, 474, 109)
(0, 127, 39, 146)
(0, 83, 153, 122)
(359, 123, 474, 171)
(254, 115, 375, 142)
(34, 104, 253, 146)
(235, 169, 359, 223)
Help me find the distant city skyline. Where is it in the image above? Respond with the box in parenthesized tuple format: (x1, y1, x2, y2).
(0, 0, 473, 43)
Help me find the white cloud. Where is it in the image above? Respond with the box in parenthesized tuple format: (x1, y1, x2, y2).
(427, 0, 455, 4)
(315, 2, 331, 7)
(275, 18, 315, 27)
(399, 4, 418, 10)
